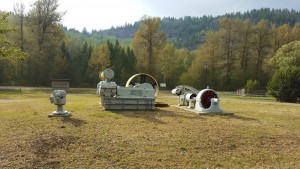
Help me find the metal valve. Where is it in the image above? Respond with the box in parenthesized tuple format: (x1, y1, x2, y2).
(49, 90, 71, 117)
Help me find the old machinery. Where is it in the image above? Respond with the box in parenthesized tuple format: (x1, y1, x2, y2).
(194, 89, 223, 113)
(172, 86, 231, 115)
(49, 90, 71, 117)
(97, 69, 158, 110)
(171, 85, 199, 106)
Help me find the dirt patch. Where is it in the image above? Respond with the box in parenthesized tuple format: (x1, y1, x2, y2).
(29, 135, 78, 168)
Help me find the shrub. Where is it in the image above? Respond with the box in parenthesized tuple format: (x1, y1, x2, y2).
(246, 79, 259, 94)
(267, 67, 300, 103)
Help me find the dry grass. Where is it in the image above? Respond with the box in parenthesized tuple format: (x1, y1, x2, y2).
(0, 90, 299, 168)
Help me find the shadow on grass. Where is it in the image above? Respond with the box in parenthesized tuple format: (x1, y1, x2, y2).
(61, 116, 87, 127)
(200, 112, 258, 121)
(228, 114, 258, 121)
(111, 108, 204, 124)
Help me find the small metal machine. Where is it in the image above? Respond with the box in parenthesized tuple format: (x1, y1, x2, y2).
(97, 68, 158, 110)
(49, 90, 71, 117)
(172, 85, 232, 115)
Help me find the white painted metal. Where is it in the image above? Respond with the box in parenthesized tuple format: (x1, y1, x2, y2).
(194, 89, 223, 113)
(49, 90, 71, 117)
(171, 86, 226, 114)
(97, 69, 157, 110)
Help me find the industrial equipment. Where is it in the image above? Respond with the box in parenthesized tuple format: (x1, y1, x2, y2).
(49, 90, 71, 117)
(171, 85, 199, 106)
(172, 86, 232, 115)
(97, 68, 158, 110)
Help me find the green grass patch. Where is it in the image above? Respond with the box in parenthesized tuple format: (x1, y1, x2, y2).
(0, 90, 299, 168)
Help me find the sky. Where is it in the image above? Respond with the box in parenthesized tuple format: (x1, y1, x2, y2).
(1, 0, 300, 32)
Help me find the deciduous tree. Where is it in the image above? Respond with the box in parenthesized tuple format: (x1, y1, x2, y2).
(25, 0, 66, 85)
(249, 19, 272, 84)
(88, 44, 110, 81)
(0, 12, 27, 85)
(13, 2, 26, 51)
(158, 43, 177, 87)
(268, 41, 300, 102)
(132, 16, 166, 76)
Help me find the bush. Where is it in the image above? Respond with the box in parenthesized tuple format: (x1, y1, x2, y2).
(267, 67, 300, 103)
(246, 79, 259, 94)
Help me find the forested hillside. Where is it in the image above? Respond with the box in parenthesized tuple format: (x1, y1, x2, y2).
(1, 0, 300, 95)
(76, 8, 300, 49)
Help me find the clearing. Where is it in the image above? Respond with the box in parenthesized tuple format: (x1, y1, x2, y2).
(0, 90, 299, 168)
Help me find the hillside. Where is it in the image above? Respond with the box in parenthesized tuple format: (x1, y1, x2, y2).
(65, 8, 300, 49)
(2, 7, 300, 88)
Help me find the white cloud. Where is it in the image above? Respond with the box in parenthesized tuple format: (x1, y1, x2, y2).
(1, 0, 300, 31)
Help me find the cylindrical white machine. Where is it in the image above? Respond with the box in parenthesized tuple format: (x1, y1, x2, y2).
(195, 89, 223, 113)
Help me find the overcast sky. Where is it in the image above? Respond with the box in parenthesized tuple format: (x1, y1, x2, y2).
(1, 0, 300, 31)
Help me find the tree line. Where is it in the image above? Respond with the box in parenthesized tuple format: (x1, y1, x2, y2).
(182, 18, 300, 91)
(90, 8, 300, 49)
(0, 0, 299, 102)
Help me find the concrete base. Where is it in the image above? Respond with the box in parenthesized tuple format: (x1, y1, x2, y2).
(175, 106, 234, 115)
(100, 97, 155, 110)
(48, 111, 71, 117)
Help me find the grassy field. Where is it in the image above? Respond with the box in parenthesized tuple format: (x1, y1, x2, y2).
(0, 90, 299, 168)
